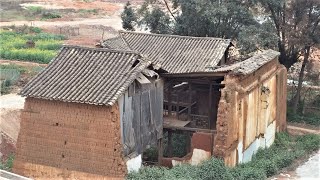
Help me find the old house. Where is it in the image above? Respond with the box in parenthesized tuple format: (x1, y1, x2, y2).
(13, 46, 164, 179)
(101, 32, 287, 167)
(13, 31, 287, 179)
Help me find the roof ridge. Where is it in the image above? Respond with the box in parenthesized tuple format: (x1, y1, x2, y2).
(61, 44, 140, 55)
(118, 30, 231, 41)
(118, 33, 133, 50)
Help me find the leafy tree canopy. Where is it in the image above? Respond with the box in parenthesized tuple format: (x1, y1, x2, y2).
(121, 2, 137, 31)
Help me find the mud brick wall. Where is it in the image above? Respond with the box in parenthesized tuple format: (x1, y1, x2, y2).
(213, 59, 287, 166)
(13, 97, 126, 179)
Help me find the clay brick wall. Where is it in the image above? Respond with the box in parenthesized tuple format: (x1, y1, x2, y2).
(214, 59, 287, 166)
(13, 97, 126, 179)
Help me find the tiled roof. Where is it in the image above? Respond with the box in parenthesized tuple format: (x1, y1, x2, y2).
(211, 49, 280, 75)
(20, 45, 151, 106)
(101, 31, 231, 74)
(100, 36, 131, 51)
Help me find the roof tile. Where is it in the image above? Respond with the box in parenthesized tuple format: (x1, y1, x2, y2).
(20, 45, 151, 105)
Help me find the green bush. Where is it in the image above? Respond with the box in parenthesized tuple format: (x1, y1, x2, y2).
(197, 158, 233, 180)
(254, 159, 278, 177)
(231, 166, 266, 180)
(1, 79, 12, 94)
(163, 164, 199, 180)
(143, 147, 158, 162)
(273, 151, 295, 169)
(41, 12, 62, 19)
(0, 154, 14, 171)
(126, 133, 320, 180)
(296, 134, 320, 152)
(30, 27, 43, 33)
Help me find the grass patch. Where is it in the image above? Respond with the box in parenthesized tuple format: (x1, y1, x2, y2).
(287, 106, 320, 126)
(0, 64, 27, 73)
(0, 30, 65, 63)
(0, 154, 14, 171)
(127, 133, 320, 180)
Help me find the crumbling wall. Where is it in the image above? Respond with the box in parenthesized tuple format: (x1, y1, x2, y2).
(13, 98, 126, 179)
(214, 58, 287, 166)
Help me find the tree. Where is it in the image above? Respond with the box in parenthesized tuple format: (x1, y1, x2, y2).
(258, 0, 320, 69)
(290, 0, 320, 114)
(121, 2, 137, 31)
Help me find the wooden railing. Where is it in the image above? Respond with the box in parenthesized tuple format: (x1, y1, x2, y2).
(190, 114, 209, 129)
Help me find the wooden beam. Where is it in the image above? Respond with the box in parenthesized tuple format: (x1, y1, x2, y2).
(208, 83, 213, 129)
(163, 125, 217, 133)
(161, 72, 227, 78)
(158, 138, 163, 165)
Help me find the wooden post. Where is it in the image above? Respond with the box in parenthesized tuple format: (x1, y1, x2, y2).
(188, 82, 192, 121)
(208, 83, 213, 129)
(168, 83, 172, 116)
(176, 94, 180, 119)
(158, 138, 163, 165)
(168, 130, 173, 157)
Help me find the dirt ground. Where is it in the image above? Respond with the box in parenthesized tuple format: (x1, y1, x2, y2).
(0, 0, 144, 46)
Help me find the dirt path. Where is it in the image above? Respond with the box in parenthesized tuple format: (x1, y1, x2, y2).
(287, 125, 320, 135)
(0, 59, 47, 67)
(0, 16, 122, 30)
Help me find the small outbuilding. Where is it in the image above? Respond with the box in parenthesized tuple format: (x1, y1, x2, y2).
(13, 46, 164, 179)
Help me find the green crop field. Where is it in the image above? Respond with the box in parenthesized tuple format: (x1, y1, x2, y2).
(0, 30, 65, 64)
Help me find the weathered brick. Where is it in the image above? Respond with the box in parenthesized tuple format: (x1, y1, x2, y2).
(13, 98, 126, 179)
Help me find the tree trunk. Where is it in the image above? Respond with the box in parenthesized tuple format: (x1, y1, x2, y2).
(292, 46, 311, 114)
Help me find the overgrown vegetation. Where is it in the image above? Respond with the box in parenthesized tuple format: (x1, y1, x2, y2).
(0, 154, 14, 171)
(0, 28, 65, 63)
(127, 133, 320, 180)
(26, 6, 62, 20)
(287, 107, 320, 126)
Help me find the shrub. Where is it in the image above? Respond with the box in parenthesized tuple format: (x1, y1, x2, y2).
(231, 166, 266, 180)
(127, 166, 168, 180)
(197, 158, 233, 180)
(254, 159, 278, 177)
(0, 154, 14, 171)
(126, 133, 320, 179)
(273, 151, 295, 169)
(163, 164, 199, 180)
(296, 134, 320, 152)
(143, 147, 158, 162)
(41, 12, 62, 19)
(1, 79, 12, 94)
(30, 27, 43, 33)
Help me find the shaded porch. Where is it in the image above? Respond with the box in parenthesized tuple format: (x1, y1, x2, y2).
(158, 76, 225, 166)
